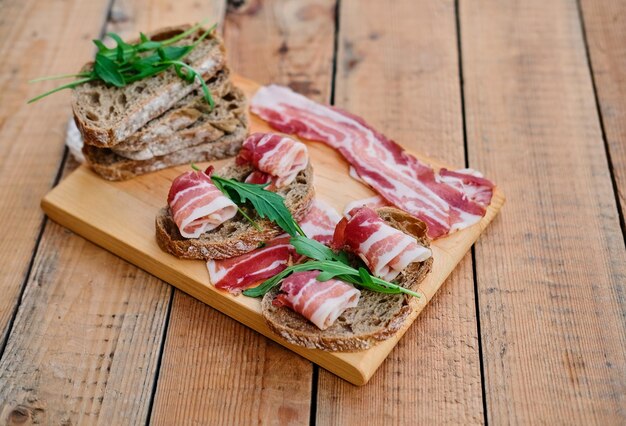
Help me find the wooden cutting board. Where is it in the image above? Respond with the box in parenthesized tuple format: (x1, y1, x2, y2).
(41, 75, 505, 386)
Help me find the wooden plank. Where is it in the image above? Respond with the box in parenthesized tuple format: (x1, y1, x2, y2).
(316, 0, 485, 423)
(0, 0, 111, 349)
(40, 76, 504, 386)
(580, 0, 626, 229)
(461, 0, 626, 423)
(149, 1, 336, 422)
(0, 0, 227, 423)
(0, 221, 171, 424)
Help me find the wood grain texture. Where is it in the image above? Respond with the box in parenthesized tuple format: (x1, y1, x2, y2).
(461, 0, 626, 423)
(580, 0, 626, 230)
(0, 0, 226, 423)
(0, 220, 171, 425)
(150, 1, 337, 422)
(316, 0, 484, 423)
(151, 293, 311, 426)
(0, 0, 111, 350)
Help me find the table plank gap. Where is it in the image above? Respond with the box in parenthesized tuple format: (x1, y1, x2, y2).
(315, 1, 485, 423)
(0, 0, 113, 358)
(461, 0, 626, 423)
(0, 0, 227, 423)
(455, 1, 490, 423)
(148, 1, 337, 423)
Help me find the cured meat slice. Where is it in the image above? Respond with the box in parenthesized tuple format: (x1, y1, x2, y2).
(300, 199, 341, 245)
(207, 236, 292, 294)
(273, 270, 361, 330)
(333, 207, 432, 281)
(237, 132, 308, 189)
(250, 84, 495, 238)
(167, 167, 237, 238)
(207, 199, 340, 294)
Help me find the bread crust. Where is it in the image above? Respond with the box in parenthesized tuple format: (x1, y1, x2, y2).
(261, 207, 433, 352)
(82, 113, 248, 181)
(155, 162, 316, 260)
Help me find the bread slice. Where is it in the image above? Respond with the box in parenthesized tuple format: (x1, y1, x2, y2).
(156, 162, 315, 260)
(73, 25, 226, 147)
(111, 68, 239, 160)
(261, 207, 433, 352)
(82, 87, 247, 180)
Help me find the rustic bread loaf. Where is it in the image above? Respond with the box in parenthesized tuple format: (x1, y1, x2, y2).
(156, 162, 315, 260)
(82, 111, 248, 181)
(261, 207, 433, 352)
(72, 25, 226, 147)
(110, 68, 241, 160)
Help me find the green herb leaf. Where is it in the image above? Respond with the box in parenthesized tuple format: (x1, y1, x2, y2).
(94, 53, 125, 87)
(28, 20, 217, 106)
(93, 39, 112, 53)
(211, 176, 305, 237)
(242, 259, 420, 298)
(289, 235, 350, 265)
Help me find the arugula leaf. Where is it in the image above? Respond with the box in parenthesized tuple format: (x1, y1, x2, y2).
(29, 20, 217, 106)
(289, 235, 350, 264)
(242, 260, 420, 298)
(93, 39, 112, 53)
(94, 53, 125, 87)
(211, 176, 305, 237)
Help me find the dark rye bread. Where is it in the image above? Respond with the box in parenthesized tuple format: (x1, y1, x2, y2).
(83, 110, 248, 181)
(111, 68, 240, 160)
(261, 207, 434, 352)
(156, 162, 315, 260)
(73, 25, 226, 147)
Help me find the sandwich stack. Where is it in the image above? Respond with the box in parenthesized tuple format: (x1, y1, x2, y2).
(72, 25, 248, 181)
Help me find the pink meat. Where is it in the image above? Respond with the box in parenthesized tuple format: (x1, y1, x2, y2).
(250, 85, 495, 238)
(273, 270, 360, 330)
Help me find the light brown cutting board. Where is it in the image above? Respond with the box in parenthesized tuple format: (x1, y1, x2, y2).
(41, 75, 505, 385)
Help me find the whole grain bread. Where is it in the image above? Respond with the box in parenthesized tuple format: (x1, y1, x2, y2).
(82, 111, 248, 181)
(261, 207, 433, 352)
(155, 162, 315, 260)
(111, 68, 241, 160)
(73, 25, 226, 147)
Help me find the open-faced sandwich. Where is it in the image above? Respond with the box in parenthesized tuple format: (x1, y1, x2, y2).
(156, 132, 315, 259)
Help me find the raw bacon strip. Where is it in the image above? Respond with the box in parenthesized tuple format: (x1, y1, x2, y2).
(237, 132, 308, 188)
(168, 167, 237, 239)
(207, 199, 340, 294)
(343, 195, 389, 217)
(207, 237, 292, 294)
(300, 199, 341, 245)
(273, 270, 360, 330)
(439, 168, 494, 208)
(333, 207, 432, 281)
(250, 85, 495, 238)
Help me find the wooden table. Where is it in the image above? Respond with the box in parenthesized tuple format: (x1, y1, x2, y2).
(1, 0, 624, 424)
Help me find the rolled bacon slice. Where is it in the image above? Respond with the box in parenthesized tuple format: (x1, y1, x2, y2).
(237, 132, 308, 189)
(250, 84, 495, 238)
(207, 237, 292, 294)
(333, 207, 432, 281)
(168, 167, 237, 238)
(207, 199, 341, 294)
(273, 270, 361, 330)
